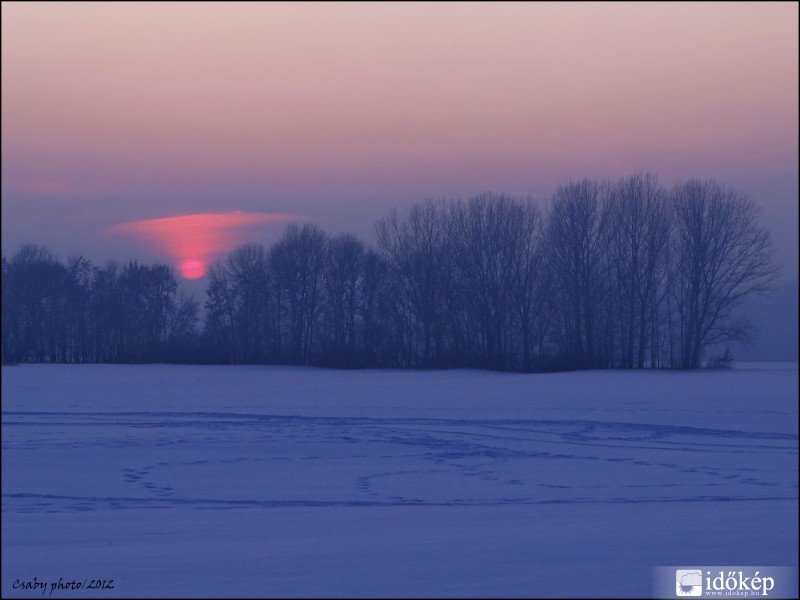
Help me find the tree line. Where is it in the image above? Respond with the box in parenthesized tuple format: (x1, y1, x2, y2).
(2, 174, 778, 370)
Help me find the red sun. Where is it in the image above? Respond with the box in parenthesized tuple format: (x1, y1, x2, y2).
(180, 259, 206, 279)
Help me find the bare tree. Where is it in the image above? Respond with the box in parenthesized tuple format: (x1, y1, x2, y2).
(670, 179, 777, 369)
(1, 255, 10, 363)
(320, 233, 365, 367)
(545, 180, 612, 368)
(508, 199, 547, 371)
(270, 224, 328, 364)
(376, 201, 452, 367)
(2, 245, 70, 362)
(204, 262, 237, 363)
(165, 292, 199, 362)
(448, 193, 538, 370)
(92, 262, 123, 362)
(359, 248, 394, 367)
(203, 244, 271, 363)
(606, 173, 672, 368)
(228, 243, 271, 363)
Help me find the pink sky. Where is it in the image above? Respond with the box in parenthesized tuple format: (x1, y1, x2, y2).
(1, 2, 797, 278)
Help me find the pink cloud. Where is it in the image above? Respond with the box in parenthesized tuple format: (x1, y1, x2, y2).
(7, 178, 75, 196)
(108, 211, 301, 278)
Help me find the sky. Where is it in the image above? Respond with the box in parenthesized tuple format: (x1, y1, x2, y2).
(2, 2, 798, 286)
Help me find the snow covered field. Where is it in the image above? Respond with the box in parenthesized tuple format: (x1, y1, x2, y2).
(2, 364, 797, 598)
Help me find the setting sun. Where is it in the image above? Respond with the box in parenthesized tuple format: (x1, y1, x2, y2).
(179, 259, 206, 279)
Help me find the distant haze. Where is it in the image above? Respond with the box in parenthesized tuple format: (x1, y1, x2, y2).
(2, 2, 797, 359)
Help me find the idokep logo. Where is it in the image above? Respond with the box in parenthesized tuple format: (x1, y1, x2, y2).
(667, 567, 785, 597)
(676, 569, 703, 596)
(655, 566, 795, 599)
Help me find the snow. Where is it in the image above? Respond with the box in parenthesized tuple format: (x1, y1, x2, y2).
(2, 364, 798, 598)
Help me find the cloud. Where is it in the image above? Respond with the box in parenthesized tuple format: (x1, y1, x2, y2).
(108, 211, 302, 278)
(6, 178, 75, 196)
(680, 572, 702, 586)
